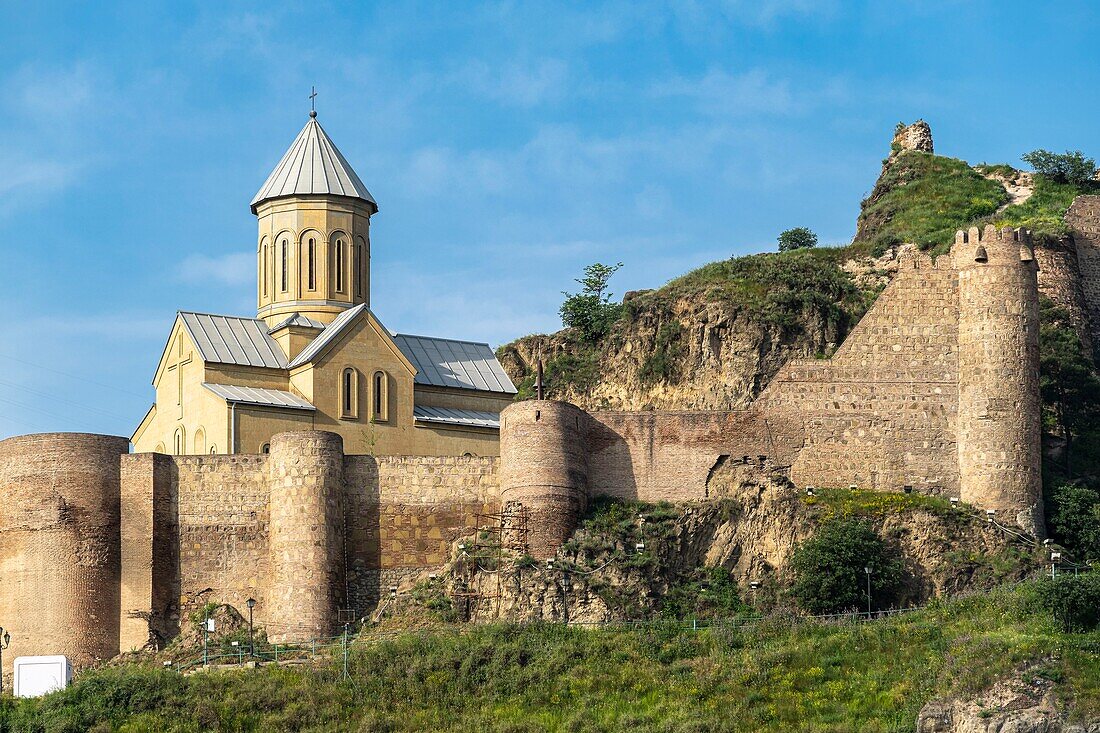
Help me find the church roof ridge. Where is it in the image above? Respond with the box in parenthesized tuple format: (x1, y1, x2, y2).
(250, 115, 378, 214)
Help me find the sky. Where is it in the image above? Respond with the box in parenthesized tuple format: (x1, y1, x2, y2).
(1, 1, 1098, 440)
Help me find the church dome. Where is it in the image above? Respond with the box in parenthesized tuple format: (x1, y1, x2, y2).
(251, 114, 378, 214)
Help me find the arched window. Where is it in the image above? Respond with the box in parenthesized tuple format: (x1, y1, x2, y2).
(173, 426, 185, 456)
(261, 443, 270, 454)
(334, 239, 345, 293)
(372, 370, 389, 422)
(209, 445, 218, 455)
(341, 367, 358, 419)
(280, 238, 289, 292)
(355, 239, 363, 297)
(308, 238, 316, 290)
(194, 427, 206, 455)
(261, 240, 269, 297)
(154, 442, 165, 454)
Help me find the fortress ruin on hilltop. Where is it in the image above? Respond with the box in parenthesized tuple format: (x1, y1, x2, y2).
(5, 113, 1100, 682)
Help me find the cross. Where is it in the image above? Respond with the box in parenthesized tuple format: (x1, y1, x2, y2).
(165, 333, 193, 420)
(309, 86, 318, 114)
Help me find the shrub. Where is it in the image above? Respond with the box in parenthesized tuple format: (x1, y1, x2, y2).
(789, 518, 904, 615)
(1035, 574, 1100, 632)
(1045, 482, 1100, 562)
(1022, 149, 1097, 184)
(777, 227, 817, 252)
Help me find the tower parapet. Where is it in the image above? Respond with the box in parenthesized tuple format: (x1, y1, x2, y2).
(954, 225, 1043, 534)
(500, 401, 589, 559)
(0, 433, 128, 681)
(267, 431, 346, 642)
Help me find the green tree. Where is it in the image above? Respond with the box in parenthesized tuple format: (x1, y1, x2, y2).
(790, 518, 904, 615)
(777, 227, 818, 252)
(1045, 482, 1100, 562)
(1036, 573, 1100, 632)
(1039, 298, 1100, 468)
(559, 262, 624, 342)
(1022, 149, 1097, 184)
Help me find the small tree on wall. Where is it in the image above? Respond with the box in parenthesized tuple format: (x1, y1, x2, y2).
(777, 227, 818, 252)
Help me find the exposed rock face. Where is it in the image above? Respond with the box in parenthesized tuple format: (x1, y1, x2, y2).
(917, 671, 1100, 732)
(894, 120, 934, 155)
(403, 470, 1031, 624)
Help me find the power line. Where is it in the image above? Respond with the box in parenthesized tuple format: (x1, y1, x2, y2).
(0, 352, 148, 399)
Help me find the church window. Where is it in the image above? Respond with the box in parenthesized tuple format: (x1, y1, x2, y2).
(194, 428, 205, 455)
(355, 240, 363, 297)
(173, 427, 185, 456)
(281, 239, 288, 292)
(154, 442, 165, 454)
(261, 242, 268, 297)
(341, 367, 358, 419)
(372, 370, 389, 422)
(209, 445, 217, 455)
(308, 238, 316, 290)
(335, 239, 345, 293)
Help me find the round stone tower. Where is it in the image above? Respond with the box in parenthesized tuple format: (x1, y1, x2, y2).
(955, 225, 1044, 535)
(267, 431, 346, 642)
(499, 401, 589, 559)
(0, 433, 129, 681)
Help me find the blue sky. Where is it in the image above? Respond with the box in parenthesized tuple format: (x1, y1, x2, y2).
(1, 1, 1097, 440)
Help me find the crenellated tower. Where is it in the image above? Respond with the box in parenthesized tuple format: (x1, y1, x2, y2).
(252, 111, 377, 327)
(954, 225, 1044, 535)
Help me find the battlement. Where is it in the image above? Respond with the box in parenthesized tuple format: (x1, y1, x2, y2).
(954, 225, 1035, 265)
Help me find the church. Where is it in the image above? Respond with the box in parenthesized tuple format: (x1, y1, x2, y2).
(131, 110, 517, 456)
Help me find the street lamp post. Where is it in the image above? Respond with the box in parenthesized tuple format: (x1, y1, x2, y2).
(0, 628, 10, 695)
(246, 598, 256, 659)
(863, 567, 872, 617)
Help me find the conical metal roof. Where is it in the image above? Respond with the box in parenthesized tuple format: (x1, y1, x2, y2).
(251, 113, 377, 213)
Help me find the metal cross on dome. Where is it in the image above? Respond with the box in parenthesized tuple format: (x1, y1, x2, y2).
(309, 86, 318, 117)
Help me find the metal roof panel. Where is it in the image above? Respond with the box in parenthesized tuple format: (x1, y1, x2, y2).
(203, 383, 315, 410)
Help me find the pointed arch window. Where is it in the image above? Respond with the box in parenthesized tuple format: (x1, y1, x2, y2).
(261, 241, 269, 297)
(308, 238, 316, 290)
(341, 367, 358, 419)
(372, 370, 389, 422)
(194, 427, 206, 455)
(335, 239, 345, 293)
(173, 426, 185, 456)
(280, 239, 289, 292)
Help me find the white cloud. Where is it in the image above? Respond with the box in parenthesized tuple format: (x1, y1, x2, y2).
(455, 58, 572, 108)
(178, 252, 254, 286)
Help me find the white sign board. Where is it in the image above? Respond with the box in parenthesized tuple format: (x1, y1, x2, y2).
(13, 655, 71, 698)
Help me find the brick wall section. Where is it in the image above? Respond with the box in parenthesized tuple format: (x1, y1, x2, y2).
(119, 453, 178, 652)
(1067, 195, 1100, 351)
(585, 409, 801, 502)
(344, 454, 499, 611)
(955, 226, 1043, 534)
(760, 250, 961, 494)
(1035, 235, 1093, 353)
(0, 433, 127, 682)
(500, 401, 589, 559)
(267, 432, 346, 643)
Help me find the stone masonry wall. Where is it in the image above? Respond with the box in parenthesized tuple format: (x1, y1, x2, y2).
(1034, 235, 1093, 353)
(760, 250, 961, 494)
(1067, 195, 1100, 353)
(0, 433, 128, 683)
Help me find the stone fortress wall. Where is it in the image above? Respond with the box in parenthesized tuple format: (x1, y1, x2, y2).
(0, 216, 1090, 680)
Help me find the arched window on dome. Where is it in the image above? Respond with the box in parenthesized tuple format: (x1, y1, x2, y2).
(372, 370, 389, 423)
(280, 238, 289, 292)
(341, 367, 358, 419)
(355, 239, 363, 297)
(334, 238, 345, 293)
(307, 237, 316, 291)
(261, 240, 269, 298)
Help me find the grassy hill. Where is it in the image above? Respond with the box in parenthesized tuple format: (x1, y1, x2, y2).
(1, 582, 1097, 732)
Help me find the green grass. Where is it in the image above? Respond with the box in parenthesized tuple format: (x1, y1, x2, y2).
(993, 175, 1100, 237)
(1, 584, 1097, 732)
(856, 151, 1008, 254)
(802, 487, 959, 520)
